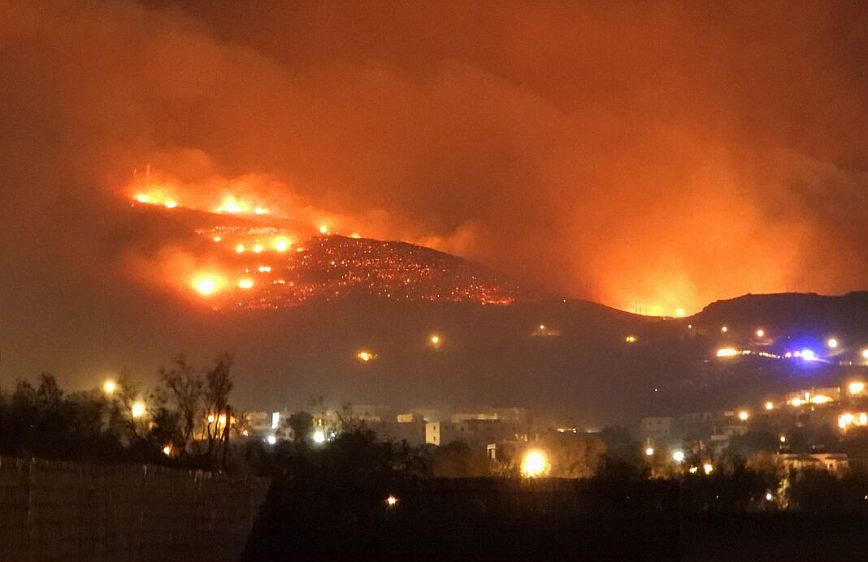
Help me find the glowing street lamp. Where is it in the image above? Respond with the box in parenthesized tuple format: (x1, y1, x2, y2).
(428, 333, 443, 350)
(385, 494, 399, 508)
(764, 401, 774, 411)
(102, 379, 117, 396)
(720, 326, 728, 334)
(312, 429, 326, 444)
(849, 381, 865, 396)
(131, 401, 146, 419)
(265, 435, 277, 445)
(703, 463, 714, 475)
(644, 447, 654, 457)
(737, 410, 750, 422)
(755, 328, 765, 338)
(672, 450, 685, 463)
(520, 449, 550, 478)
(827, 338, 839, 349)
(356, 350, 376, 363)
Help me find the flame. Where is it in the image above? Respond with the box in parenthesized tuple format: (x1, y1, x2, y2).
(271, 236, 292, 252)
(191, 273, 225, 296)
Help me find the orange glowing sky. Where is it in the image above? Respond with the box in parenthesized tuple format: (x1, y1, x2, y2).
(1, 1, 867, 318)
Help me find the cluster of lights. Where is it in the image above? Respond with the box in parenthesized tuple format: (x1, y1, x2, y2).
(356, 350, 377, 363)
(687, 463, 714, 475)
(783, 349, 816, 361)
(838, 412, 868, 431)
(625, 335, 638, 344)
(787, 391, 835, 407)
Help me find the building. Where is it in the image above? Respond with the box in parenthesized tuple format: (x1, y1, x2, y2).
(640, 417, 674, 444)
(779, 453, 849, 474)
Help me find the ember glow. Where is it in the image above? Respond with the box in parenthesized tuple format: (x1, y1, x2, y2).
(125, 176, 522, 309)
(191, 273, 225, 297)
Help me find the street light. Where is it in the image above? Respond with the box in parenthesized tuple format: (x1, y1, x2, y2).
(131, 401, 146, 419)
(827, 338, 839, 349)
(672, 450, 685, 463)
(738, 410, 750, 421)
(312, 429, 326, 444)
(645, 447, 655, 457)
(102, 379, 117, 396)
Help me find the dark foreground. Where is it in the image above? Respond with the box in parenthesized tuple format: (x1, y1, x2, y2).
(241, 478, 868, 562)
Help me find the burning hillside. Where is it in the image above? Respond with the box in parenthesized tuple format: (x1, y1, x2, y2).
(126, 173, 527, 308)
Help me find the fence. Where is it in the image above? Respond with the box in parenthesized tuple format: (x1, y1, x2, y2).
(0, 457, 268, 562)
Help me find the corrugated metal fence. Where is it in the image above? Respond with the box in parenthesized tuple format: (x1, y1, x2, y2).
(0, 457, 268, 562)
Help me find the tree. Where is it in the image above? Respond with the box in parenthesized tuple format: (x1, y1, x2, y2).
(202, 353, 235, 469)
(159, 354, 202, 449)
(431, 441, 490, 477)
(286, 411, 314, 442)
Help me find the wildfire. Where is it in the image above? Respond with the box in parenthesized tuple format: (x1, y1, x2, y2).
(125, 168, 521, 310)
(215, 195, 272, 215)
(271, 236, 292, 252)
(191, 273, 225, 296)
(133, 189, 180, 209)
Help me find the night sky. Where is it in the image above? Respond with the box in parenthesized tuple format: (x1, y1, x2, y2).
(1, 1, 867, 407)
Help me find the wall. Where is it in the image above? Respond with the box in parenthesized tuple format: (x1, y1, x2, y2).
(0, 457, 268, 562)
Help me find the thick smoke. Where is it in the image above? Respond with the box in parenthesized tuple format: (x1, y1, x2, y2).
(1, 0, 867, 318)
